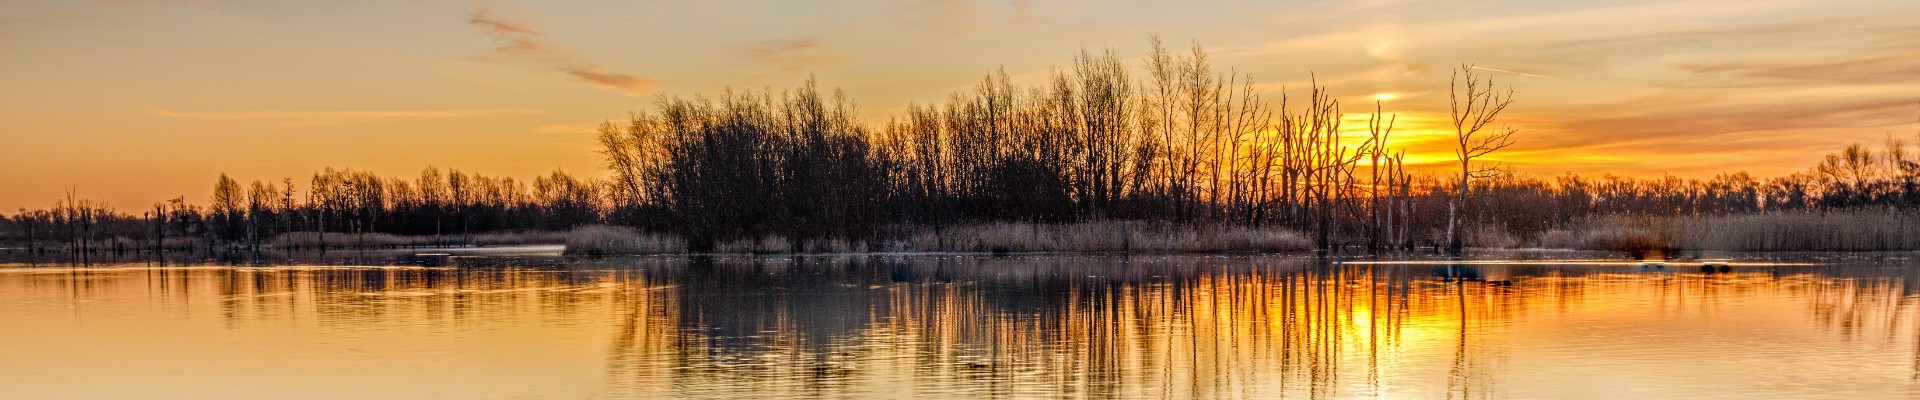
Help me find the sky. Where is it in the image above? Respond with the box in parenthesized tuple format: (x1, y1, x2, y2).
(2, 0, 1918, 211)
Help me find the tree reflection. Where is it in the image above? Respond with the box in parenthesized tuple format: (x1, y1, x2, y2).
(7, 255, 1920, 398)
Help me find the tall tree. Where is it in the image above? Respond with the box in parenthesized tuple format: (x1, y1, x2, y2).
(211, 173, 243, 244)
(1446, 65, 1518, 254)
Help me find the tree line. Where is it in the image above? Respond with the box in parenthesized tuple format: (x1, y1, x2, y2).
(588, 41, 1920, 251)
(2, 167, 604, 254)
(596, 39, 1439, 251)
(1469, 134, 1920, 244)
(4, 39, 1917, 254)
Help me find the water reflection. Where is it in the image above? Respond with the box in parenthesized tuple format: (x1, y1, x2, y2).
(3, 254, 1919, 399)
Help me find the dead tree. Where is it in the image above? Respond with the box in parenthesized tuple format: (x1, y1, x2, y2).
(1367, 101, 1397, 253)
(1447, 64, 1518, 254)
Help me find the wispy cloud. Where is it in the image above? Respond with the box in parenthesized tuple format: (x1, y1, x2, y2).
(1468, 66, 1562, 80)
(1228, 0, 1920, 177)
(465, 8, 654, 95)
(467, 9, 537, 36)
(1664, 53, 1920, 86)
(733, 35, 851, 72)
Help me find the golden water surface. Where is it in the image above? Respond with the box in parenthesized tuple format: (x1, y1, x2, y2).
(3, 253, 1917, 399)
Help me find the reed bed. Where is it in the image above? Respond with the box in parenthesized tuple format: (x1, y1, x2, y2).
(269, 230, 571, 250)
(1548, 210, 1920, 252)
(561, 225, 688, 256)
(1464, 225, 1521, 249)
(1672, 210, 1920, 251)
(470, 231, 571, 246)
(560, 220, 1312, 256)
(269, 232, 413, 249)
(713, 236, 798, 254)
(883, 221, 1313, 253)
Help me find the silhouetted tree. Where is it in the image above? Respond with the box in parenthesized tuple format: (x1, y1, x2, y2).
(1446, 64, 1518, 254)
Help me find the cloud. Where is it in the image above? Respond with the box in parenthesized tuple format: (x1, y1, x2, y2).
(1664, 53, 1920, 86)
(467, 9, 538, 36)
(466, 8, 654, 95)
(153, 108, 540, 127)
(1228, 0, 1920, 178)
(565, 68, 652, 90)
(1468, 66, 1562, 81)
(1500, 8, 1920, 175)
(733, 35, 851, 72)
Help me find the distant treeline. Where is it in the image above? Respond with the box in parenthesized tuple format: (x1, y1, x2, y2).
(3, 39, 1918, 254)
(1469, 147, 1920, 244)
(0, 167, 601, 253)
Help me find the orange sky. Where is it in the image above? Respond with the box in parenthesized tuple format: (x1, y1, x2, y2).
(3, 0, 1918, 211)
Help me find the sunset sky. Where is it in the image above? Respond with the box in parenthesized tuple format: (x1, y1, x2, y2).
(3, 0, 1917, 210)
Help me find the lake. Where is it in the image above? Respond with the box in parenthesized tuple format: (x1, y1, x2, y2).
(3, 250, 1918, 399)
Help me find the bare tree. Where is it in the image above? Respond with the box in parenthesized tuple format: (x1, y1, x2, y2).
(245, 180, 276, 250)
(1366, 101, 1397, 253)
(1447, 64, 1518, 254)
(279, 178, 297, 238)
(212, 173, 243, 246)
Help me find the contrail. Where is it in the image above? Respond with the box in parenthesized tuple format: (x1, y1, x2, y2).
(1469, 66, 1564, 80)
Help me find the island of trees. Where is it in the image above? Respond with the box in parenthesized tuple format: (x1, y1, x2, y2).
(5, 40, 1919, 260)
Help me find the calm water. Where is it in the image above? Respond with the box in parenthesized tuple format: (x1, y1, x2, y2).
(4, 251, 1920, 399)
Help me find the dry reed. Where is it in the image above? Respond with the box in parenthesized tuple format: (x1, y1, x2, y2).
(560, 225, 688, 256)
(1544, 210, 1920, 252)
(713, 235, 794, 254)
(880, 220, 1312, 253)
(557, 220, 1311, 256)
(270, 230, 571, 250)
(269, 232, 413, 249)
